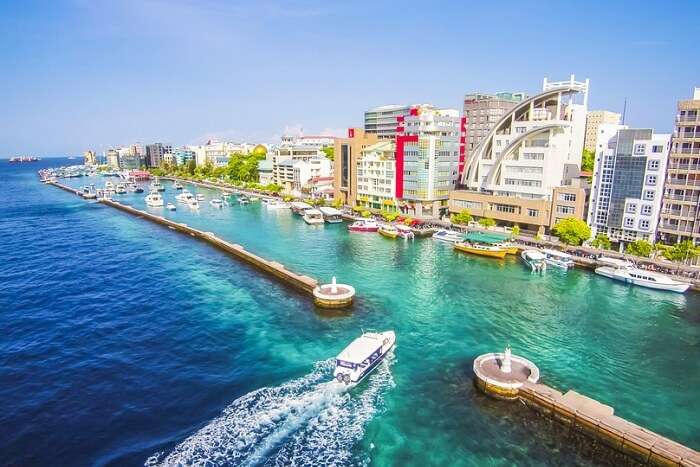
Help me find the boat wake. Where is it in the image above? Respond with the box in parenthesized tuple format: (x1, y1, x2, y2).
(145, 357, 395, 466)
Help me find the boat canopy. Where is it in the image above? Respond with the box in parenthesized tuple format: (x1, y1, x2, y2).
(542, 248, 573, 259)
(304, 209, 323, 216)
(336, 334, 383, 364)
(463, 231, 509, 244)
(291, 201, 312, 210)
(525, 250, 547, 260)
(319, 207, 342, 216)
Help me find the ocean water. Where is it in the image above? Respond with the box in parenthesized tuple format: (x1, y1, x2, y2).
(1, 159, 698, 466)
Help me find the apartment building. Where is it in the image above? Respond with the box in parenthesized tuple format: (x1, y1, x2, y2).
(658, 87, 700, 245)
(83, 150, 97, 166)
(333, 128, 379, 206)
(588, 126, 670, 244)
(449, 75, 590, 232)
(275, 156, 331, 194)
(356, 141, 397, 211)
(463, 92, 527, 160)
(584, 110, 621, 152)
(145, 143, 165, 168)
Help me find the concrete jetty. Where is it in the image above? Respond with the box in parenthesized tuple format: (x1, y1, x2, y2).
(45, 181, 354, 303)
(474, 349, 700, 466)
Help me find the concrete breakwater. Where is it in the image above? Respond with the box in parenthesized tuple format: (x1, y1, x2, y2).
(47, 181, 321, 297)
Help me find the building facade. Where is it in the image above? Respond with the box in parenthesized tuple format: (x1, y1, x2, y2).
(356, 141, 397, 211)
(107, 149, 119, 169)
(450, 75, 590, 232)
(463, 92, 527, 160)
(584, 110, 622, 152)
(333, 128, 379, 206)
(83, 150, 97, 166)
(588, 126, 670, 245)
(658, 87, 700, 245)
(145, 143, 165, 168)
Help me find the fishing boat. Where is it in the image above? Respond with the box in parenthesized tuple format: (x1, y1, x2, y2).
(454, 241, 507, 258)
(173, 181, 183, 190)
(521, 250, 547, 272)
(595, 257, 689, 293)
(318, 207, 343, 223)
(432, 229, 463, 243)
(166, 203, 176, 211)
(378, 224, 399, 239)
(348, 219, 379, 232)
(302, 209, 325, 225)
(396, 224, 415, 239)
(542, 249, 575, 269)
(333, 330, 396, 385)
(209, 198, 224, 208)
(265, 200, 291, 210)
(145, 191, 164, 207)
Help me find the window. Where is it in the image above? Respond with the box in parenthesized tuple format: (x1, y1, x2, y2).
(557, 205, 575, 215)
(527, 208, 539, 217)
(494, 204, 517, 213)
(558, 192, 577, 202)
(643, 190, 655, 201)
(648, 160, 659, 170)
(652, 145, 664, 153)
(515, 127, 526, 134)
(624, 217, 635, 227)
(639, 219, 650, 230)
(634, 144, 646, 155)
(626, 203, 637, 213)
(646, 175, 657, 185)
(641, 205, 652, 216)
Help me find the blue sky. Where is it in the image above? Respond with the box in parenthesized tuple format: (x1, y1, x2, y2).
(1, 0, 698, 156)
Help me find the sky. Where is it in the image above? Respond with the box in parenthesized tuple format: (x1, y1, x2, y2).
(0, 0, 698, 157)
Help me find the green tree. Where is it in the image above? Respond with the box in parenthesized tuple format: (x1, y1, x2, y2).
(332, 198, 343, 208)
(322, 146, 334, 161)
(553, 218, 591, 245)
(591, 233, 612, 250)
(663, 240, 700, 263)
(478, 217, 496, 228)
(186, 159, 196, 175)
(626, 239, 653, 258)
(450, 210, 472, 225)
(381, 211, 398, 222)
(511, 224, 520, 237)
(361, 210, 371, 218)
(581, 149, 595, 172)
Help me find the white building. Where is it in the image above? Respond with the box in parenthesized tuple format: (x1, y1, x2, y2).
(588, 125, 671, 245)
(356, 141, 397, 210)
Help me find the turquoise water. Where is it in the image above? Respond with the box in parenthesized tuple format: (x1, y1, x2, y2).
(3, 163, 698, 466)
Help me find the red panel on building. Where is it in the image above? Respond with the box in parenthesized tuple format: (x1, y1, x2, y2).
(348, 128, 355, 138)
(458, 116, 468, 177)
(395, 134, 418, 199)
(409, 107, 419, 116)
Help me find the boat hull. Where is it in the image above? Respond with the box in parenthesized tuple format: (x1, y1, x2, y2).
(349, 225, 378, 232)
(595, 267, 690, 293)
(378, 228, 398, 239)
(454, 243, 507, 258)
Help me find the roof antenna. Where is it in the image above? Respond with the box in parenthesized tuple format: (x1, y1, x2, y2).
(621, 97, 628, 125)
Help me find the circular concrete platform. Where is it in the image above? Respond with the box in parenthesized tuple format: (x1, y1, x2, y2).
(473, 347, 540, 399)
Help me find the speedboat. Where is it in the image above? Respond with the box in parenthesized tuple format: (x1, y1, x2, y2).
(454, 241, 507, 258)
(333, 331, 396, 385)
(145, 191, 164, 207)
(348, 219, 379, 232)
(166, 203, 176, 211)
(396, 224, 414, 239)
(318, 207, 343, 223)
(187, 197, 199, 209)
(303, 209, 325, 225)
(378, 224, 399, 238)
(176, 190, 194, 203)
(173, 181, 183, 190)
(542, 249, 575, 269)
(249, 196, 259, 202)
(266, 200, 291, 210)
(115, 184, 127, 194)
(238, 195, 250, 205)
(432, 229, 463, 243)
(105, 180, 115, 190)
(521, 250, 547, 272)
(133, 185, 144, 193)
(595, 258, 689, 293)
(196, 193, 205, 201)
(209, 198, 223, 208)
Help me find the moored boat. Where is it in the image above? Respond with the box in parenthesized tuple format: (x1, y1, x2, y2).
(318, 206, 343, 223)
(348, 219, 379, 232)
(521, 250, 547, 272)
(595, 259, 689, 293)
(302, 209, 324, 225)
(454, 241, 507, 258)
(238, 195, 250, 205)
(209, 198, 223, 208)
(196, 193, 205, 201)
(187, 197, 199, 209)
(173, 181, 183, 190)
(265, 200, 291, 210)
(150, 178, 165, 192)
(115, 183, 127, 194)
(333, 331, 396, 385)
(432, 229, 463, 243)
(166, 203, 176, 211)
(290, 201, 313, 215)
(542, 249, 575, 269)
(396, 224, 414, 239)
(175, 190, 194, 203)
(378, 224, 399, 238)
(145, 191, 164, 207)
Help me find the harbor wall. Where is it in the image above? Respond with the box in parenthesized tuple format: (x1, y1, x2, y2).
(501, 380, 700, 466)
(48, 181, 319, 295)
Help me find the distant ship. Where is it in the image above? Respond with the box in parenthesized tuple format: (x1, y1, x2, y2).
(9, 156, 41, 163)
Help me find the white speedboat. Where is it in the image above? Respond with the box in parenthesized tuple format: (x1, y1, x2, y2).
(150, 179, 165, 192)
(209, 198, 223, 208)
(196, 193, 205, 201)
(333, 331, 396, 385)
(396, 224, 414, 239)
(348, 219, 379, 232)
(521, 250, 547, 272)
(115, 183, 127, 194)
(173, 181, 183, 190)
(542, 249, 575, 269)
(432, 229, 463, 243)
(187, 197, 199, 209)
(265, 200, 291, 210)
(175, 190, 194, 203)
(166, 203, 176, 211)
(303, 209, 325, 225)
(595, 260, 690, 293)
(238, 195, 250, 205)
(145, 191, 164, 207)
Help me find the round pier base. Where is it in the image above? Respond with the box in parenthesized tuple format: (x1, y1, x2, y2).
(313, 276, 355, 308)
(473, 348, 540, 400)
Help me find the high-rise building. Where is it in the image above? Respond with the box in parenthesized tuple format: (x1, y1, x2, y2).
(364, 104, 446, 140)
(588, 126, 670, 245)
(83, 150, 97, 166)
(658, 87, 700, 245)
(584, 110, 622, 152)
(333, 128, 379, 206)
(462, 92, 527, 161)
(145, 143, 165, 168)
(107, 149, 120, 169)
(449, 75, 589, 232)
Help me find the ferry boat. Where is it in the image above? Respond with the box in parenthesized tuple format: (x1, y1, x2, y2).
(265, 200, 291, 210)
(290, 201, 313, 215)
(302, 209, 325, 225)
(145, 191, 164, 207)
(318, 207, 343, 223)
(454, 241, 507, 258)
(333, 331, 396, 385)
(175, 190, 194, 203)
(173, 181, 183, 190)
(595, 257, 690, 293)
(209, 198, 224, 208)
(166, 203, 176, 211)
(432, 229, 463, 243)
(348, 219, 379, 232)
(542, 249, 575, 269)
(521, 250, 547, 272)
(396, 224, 415, 239)
(378, 224, 399, 238)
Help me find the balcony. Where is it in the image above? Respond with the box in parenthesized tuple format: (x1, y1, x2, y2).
(661, 208, 697, 218)
(667, 163, 700, 171)
(671, 148, 700, 155)
(666, 178, 700, 187)
(659, 222, 695, 233)
(664, 194, 700, 203)
(676, 115, 699, 123)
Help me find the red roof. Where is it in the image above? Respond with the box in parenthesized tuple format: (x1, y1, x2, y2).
(308, 176, 334, 185)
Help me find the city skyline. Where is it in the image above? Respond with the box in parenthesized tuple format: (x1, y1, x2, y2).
(1, 0, 698, 156)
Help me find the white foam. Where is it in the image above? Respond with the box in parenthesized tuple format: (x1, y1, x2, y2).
(146, 357, 395, 466)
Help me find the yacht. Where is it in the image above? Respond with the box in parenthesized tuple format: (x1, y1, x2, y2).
(542, 249, 576, 269)
(173, 181, 183, 190)
(432, 229, 463, 243)
(396, 224, 415, 239)
(166, 203, 176, 211)
(144, 191, 164, 207)
(454, 241, 507, 259)
(318, 206, 343, 223)
(209, 198, 224, 208)
(348, 219, 379, 232)
(176, 190, 194, 203)
(595, 258, 690, 293)
(265, 200, 291, 210)
(302, 209, 325, 225)
(521, 250, 547, 272)
(333, 331, 396, 385)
